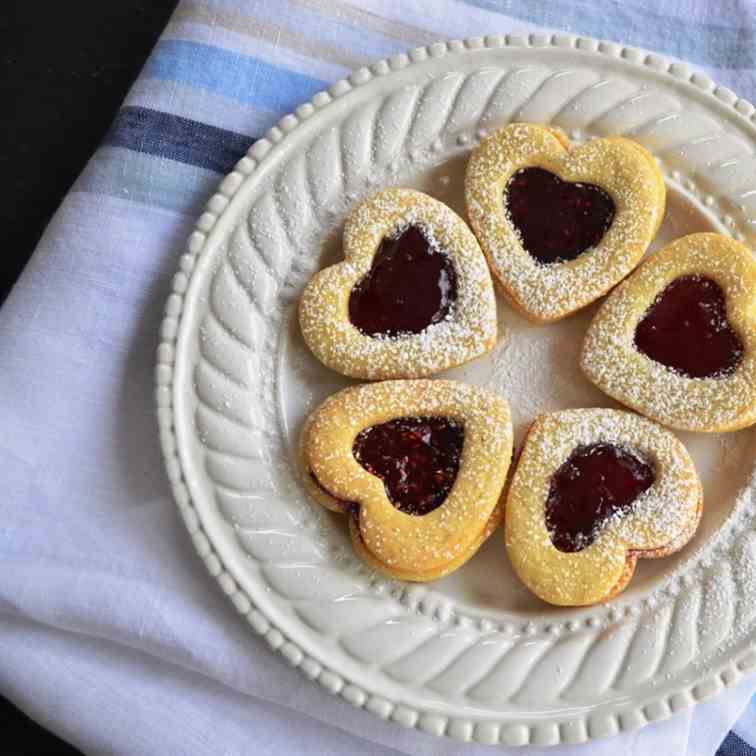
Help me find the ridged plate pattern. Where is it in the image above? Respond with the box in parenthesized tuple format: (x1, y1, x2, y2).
(158, 34, 756, 746)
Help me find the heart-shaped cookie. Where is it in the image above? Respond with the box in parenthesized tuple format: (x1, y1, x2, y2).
(505, 409, 702, 606)
(299, 189, 497, 380)
(465, 123, 665, 322)
(300, 380, 513, 581)
(581, 233, 756, 432)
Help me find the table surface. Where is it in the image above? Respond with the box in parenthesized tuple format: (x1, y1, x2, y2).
(1, 1, 177, 752)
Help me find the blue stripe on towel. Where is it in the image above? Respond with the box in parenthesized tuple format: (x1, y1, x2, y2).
(104, 107, 257, 174)
(718, 731, 756, 756)
(143, 39, 328, 112)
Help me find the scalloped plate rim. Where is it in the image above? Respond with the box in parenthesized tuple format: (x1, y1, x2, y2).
(158, 33, 756, 747)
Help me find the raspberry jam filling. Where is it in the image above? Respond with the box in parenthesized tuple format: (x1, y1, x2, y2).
(545, 443, 655, 553)
(505, 167, 615, 265)
(352, 416, 464, 516)
(634, 274, 743, 379)
(348, 225, 458, 337)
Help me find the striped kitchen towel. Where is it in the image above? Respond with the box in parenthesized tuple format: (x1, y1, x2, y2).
(2, 1, 756, 755)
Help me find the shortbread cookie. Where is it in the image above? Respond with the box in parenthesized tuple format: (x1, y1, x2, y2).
(582, 233, 756, 432)
(505, 409, 702, 606)
(299, 189, 497, 380)
(465, 123, 665, 322)
(300, 380, 513, 581)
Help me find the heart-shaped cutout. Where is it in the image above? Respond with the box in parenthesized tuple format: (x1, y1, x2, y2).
(582, 233, 756, 432)
(348, 225, 458, 337)
(545, 442, 654, 553)
(353, 416, 463, 516)
(300, 380, 513, 581)
(505, 167, 616, 265)
(465, 123, 665, 322)
(633, 274, 743, 379)
(505, 409, 701, 606)
(299, 189, 497, 380)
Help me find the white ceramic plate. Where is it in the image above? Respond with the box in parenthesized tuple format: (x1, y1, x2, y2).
(157, 34, 756, 747)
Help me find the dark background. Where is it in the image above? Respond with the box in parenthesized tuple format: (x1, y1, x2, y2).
(1, 1, 177, 753)
(1, 0, 177, 305)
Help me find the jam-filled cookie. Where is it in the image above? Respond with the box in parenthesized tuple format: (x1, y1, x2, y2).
(300, 380, 513, 581)
(581, 233, 756, 433)
(299, 189, 497, 380)
(505, 409, 702, 606)
(465, 123, 665, 322)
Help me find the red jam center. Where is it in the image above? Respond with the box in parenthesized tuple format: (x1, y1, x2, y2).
(634, 274, 743, 379)
(545, 443, 655, 553)
(352, 416, 464, 516)
(348, 225, 458, 337)
(505, 167, 615, 265)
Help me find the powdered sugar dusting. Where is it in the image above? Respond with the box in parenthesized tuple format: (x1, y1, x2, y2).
(299, 188, 497, 379)
(506, 408, 702, 606)
(582, 232, 756, 432)
(485, 305, 612, 444)
(281, 163, 756, 617)
(301, 379, 512, 577)
(465, 123, 664, 321)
